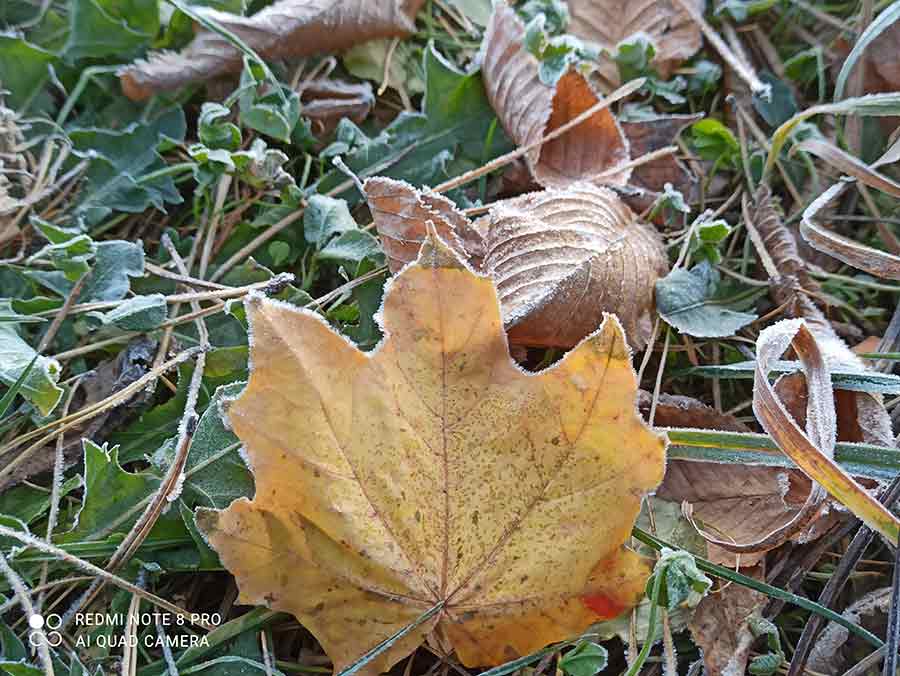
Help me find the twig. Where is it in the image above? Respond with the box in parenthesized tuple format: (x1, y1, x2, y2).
(36, 273, 86, 353)
(144, 262, 229, 290)
(198, 174, 233, 280)
(884, 540, 900, 676)
(209, 209, 305, 283)
(0, 525, 213, 630)
(37, 380, 82, 612)
(431, 77, 646, 195)
(0, 551, 55, 676)
(671, 0, 768, 96)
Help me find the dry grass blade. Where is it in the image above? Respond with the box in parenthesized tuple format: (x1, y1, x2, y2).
(801, 182, 900, 281)
(797, 138, 900, 198)
(753, 319, 900, 545)
(480, 1, 630, 188)
(120, 0, 425, 99)
(567, 0, 702, 85)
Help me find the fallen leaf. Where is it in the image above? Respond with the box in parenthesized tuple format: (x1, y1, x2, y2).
(689, 568, 768, 676)
(567, 0, 703, 86)
(645, 392, 831, 568)
(619, 113, 700, 211)
(365, 178, 668, 348)
(119, 0, 426, 100)
(480, 1, 631, 188)
(298, 77, 374, 138)
(484, 184, 668, 349)
(801, 181, 900, 281)
(197, 232, 666, 673)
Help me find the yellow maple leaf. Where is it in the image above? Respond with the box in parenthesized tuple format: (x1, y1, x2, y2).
(197, 234, 666, 674)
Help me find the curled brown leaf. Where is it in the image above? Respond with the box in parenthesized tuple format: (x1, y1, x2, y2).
(365, 177, 667, 349)
(647, 392, 831, 567)
(120, 0, 425, 100)
(480, 2, 631, 188)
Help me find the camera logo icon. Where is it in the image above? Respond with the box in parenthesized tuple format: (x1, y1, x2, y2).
(28, 614, 63, 648)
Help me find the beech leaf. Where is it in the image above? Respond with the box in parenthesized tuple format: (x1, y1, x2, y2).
(197, 232, 666, 674)
(481, 1, 631, 188)
(119, 0, 426, 100)
(365, 178, 668, 349)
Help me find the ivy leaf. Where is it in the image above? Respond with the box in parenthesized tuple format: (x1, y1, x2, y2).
(559, 642, 609, 676)
(87, 294, 167, 331)
(304, 195, 358, 248)
(59, 440, 160, 542)
(0, 36, 56, 111)
(0, 307, 63, 416)
(656, 262, 757, 338)
(690, 118, 739, 168)
(648, 548, 712, 611)
(65, 0, 160, 60)
(156, 382, 254, 510)
(314, 44, 511, 202)
(317, 230, 383, 265)
(69, 109, 186, 223)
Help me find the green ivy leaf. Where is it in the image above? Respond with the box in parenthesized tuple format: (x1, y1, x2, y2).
(656, 262, 757, 338)
(87, 294, 167, 331)
(559, 642, 608, 676)
(691, 118, 739, 167)
(0, 36, 56, 111)
(304, 195, 358, 248)
(0, 306, 63, 416)
(65, 0, 160, 60)
(317, 230, 383, 265)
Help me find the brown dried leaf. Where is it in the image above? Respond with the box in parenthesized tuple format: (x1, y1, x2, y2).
(484, 185, 667, 349)
(801, 179, 900, 281)
(657, 461, 827, 567)
(364, 178, 668, 349)
(568, 0, 704, 85)
(637, 391, 749, 433)
(481, 2, 630, 188)
(641, 392, 834, 567)
(619, 114, 700, 210)
(690, 567, 768, 676)
(299, 77, 374, 138)
(120, 0, 425, 100)
(364, 178, 485, 272)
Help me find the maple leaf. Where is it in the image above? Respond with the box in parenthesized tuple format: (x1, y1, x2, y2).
(196, 233, 666, 673)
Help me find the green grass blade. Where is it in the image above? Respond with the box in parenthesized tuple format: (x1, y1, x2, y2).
(336, 601, 445, 676)
(765, 93, 900, 178)
(0, 355, 38, 419)
(688, 360, 900, 393)
(665, 428, 900, 482)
